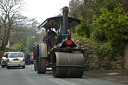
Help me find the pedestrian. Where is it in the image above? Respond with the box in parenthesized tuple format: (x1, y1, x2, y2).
(27, 53, 31, 65)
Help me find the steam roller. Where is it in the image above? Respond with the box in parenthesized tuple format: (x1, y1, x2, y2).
(33, 6, 86, 78)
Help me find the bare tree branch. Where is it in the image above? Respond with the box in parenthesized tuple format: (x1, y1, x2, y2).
(0, 0, 25, 49)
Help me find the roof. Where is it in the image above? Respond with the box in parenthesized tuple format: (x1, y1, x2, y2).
(38, 16, 81, 30)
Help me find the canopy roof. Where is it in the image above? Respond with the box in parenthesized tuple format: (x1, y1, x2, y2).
(38, 16, 81, 30)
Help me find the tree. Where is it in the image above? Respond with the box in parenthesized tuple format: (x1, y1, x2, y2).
(92, 4, 128, 53)
(98, 0, 121, 10)
(75, 17, 90, 38)
(121, 0, 128, 11)
(13, 42, 23, 51)
(0, 0, 24, 50)
(69, 0, 83, 19)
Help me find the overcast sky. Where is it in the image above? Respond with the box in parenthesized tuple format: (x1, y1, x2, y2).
(22, 0, 70, 23)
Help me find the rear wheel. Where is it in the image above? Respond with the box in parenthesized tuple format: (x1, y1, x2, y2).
(37, 43, 47, 74)
(37, 58, 47, 74)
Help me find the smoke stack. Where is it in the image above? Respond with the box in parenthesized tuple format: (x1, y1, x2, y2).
(62, 6, 68, 34)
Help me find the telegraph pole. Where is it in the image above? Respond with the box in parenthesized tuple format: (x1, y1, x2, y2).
(27, 38, 29, 52)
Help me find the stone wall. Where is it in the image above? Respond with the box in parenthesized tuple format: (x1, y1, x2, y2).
(75, 40, 124, 70)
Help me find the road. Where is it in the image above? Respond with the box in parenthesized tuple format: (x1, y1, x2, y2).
(0, 65, 127, 85)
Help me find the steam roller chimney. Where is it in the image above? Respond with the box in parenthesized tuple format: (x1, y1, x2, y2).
(62, 6, 68, 34)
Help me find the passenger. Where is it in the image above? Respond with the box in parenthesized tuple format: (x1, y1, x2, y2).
(43, 35, 47, 43)
(43, 31, 50, 44)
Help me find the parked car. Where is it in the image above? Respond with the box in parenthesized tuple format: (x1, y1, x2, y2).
(6, 52, 25, 69)
(1, 52, 9, 68)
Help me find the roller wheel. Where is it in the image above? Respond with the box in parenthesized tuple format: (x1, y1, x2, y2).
(52, 52, 84, 78)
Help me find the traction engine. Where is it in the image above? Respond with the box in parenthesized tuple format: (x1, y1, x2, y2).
(33, 6, 86, 78)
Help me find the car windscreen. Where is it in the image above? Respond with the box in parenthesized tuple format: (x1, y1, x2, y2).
(9, 53, 23, 58)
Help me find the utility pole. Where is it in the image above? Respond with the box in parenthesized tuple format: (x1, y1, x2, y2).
(32, 36, 35, 44)
(27, 38, 29, 52)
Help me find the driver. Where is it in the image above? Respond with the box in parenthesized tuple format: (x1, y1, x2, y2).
(43, 28, 57, 48)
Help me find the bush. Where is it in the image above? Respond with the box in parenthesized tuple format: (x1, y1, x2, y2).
(92, 4, 128, 55)
(75, 17, 90, 38)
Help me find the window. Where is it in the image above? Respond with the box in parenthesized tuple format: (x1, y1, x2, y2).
(9, 53, 23, 58)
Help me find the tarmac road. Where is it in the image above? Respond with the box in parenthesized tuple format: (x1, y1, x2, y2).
(0, 65, 127, 85)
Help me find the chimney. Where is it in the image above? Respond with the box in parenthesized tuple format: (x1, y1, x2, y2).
(62, 6, 68, 34)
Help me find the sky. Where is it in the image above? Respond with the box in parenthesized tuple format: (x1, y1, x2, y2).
(22, 0, 70, 23)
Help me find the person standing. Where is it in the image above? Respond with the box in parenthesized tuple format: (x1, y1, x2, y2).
(27, 53, 31, 65)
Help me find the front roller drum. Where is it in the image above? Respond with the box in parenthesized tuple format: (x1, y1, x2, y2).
(52, 52, 84, 78)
